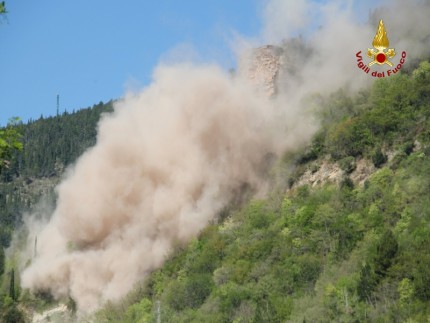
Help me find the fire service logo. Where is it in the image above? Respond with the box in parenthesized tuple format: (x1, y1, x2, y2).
(356, 19, 406, 78)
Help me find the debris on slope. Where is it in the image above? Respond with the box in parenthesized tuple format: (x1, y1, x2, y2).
(31, 304, 71, 323)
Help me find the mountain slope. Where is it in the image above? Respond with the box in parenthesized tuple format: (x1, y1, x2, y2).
(93, 61, 430, 322)
(0, 101, 114, 247)
(0, 101, 114, 322)
(1, 60, 430, 322)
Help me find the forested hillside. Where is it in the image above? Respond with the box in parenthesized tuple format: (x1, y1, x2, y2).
(1, 60, 430, 322)
(93, 62, 430, 322)
(0, 100, 113, 241)
(1, 101, 114, 181)
(0, 101, 113, 321)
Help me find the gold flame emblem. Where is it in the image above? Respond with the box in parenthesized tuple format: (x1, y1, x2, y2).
(367, 20, 396, 67)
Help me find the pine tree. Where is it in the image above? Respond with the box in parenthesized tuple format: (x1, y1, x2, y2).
(374, 230, 398, 278)
(0, 247, 4, 277)
(9, 268, 15, 301)
(357, 263, 377, 302)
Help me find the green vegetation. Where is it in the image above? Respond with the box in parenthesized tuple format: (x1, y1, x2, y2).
(1, 59, 430, 321)
(0, 1, 6, 15)
(94, 61, 430, 322)
(2, 101, 114, 181)
(0, 117, 23, 173)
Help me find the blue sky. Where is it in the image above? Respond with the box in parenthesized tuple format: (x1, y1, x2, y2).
(0, 0, 262, 126)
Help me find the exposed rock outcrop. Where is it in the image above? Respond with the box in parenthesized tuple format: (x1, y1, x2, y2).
(240, 45, 284, 97)
(239, 38, 310, 97)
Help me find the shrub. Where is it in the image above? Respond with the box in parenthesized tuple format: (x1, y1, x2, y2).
(326, 118, 373, 159)
(124, 298, 152, 323)
(402, 141, 415, 155)
(374, 230, 398, 278)
(372, 148, 387, 168)
(339, 156, 356, 174)
(165, 274, 213, 310)
(340, 176, 354, 190)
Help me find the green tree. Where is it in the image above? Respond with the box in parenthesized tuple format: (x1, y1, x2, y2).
(164, 274, 212, 311)
(413, 254, 430, 301)
(326, 118, 373, 159)
(357, 263, 377, 302)
(1, 301, 25, 323)
(9, 268, 15, 301)
(398, 278, 414, 308)
(374, 230, 398, 278)
(371, 148, 387, 168)
(0, 2, 6, 15)
(0, 247, 4, 277)
(125, 298, 152, 323)
(0, 118, 23, 172)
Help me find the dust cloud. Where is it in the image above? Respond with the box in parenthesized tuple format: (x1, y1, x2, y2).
(20, 64, 303, 312)
(20, 0, 430, 313)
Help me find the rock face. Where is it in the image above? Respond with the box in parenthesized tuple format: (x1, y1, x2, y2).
(239, 39, 310, 96)
(241, 45, 283, 97)
(294, 157, 377, 189)
(295, 158, 343, 188)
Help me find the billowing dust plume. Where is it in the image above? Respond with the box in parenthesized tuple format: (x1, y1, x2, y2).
(20, 64, 307, 312)
(20, 0, 430, 313)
